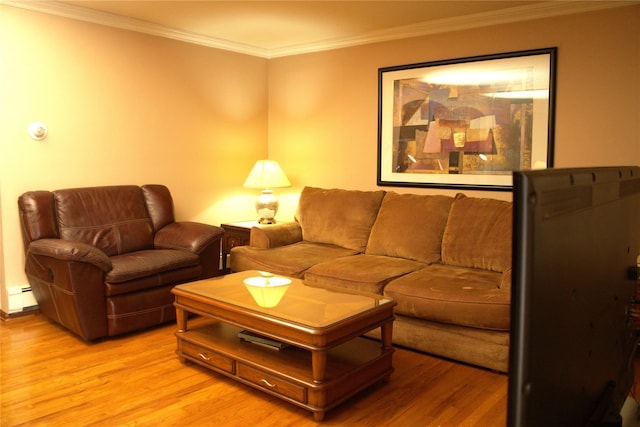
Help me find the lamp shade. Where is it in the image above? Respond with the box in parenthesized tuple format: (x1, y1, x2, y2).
(243, 275, 291, 308)
(243, 160, 291, 224)
(243, 160, 291, 189)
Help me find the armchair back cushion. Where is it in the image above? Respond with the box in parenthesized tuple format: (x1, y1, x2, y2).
(295, 187, 385, 252)
(55, 186, 154, 256)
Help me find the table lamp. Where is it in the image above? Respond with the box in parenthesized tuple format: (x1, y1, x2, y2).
(243, 160, 291, 224)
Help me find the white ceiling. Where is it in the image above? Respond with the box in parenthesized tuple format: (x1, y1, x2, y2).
(5, 1, 636, 57)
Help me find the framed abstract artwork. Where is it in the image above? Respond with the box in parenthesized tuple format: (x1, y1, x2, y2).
(377, 48, 556, 191)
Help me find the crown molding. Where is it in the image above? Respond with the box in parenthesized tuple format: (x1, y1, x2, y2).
(269, 1, 638, 58)
(1, 0, 267, 57)
(2, 0, 637, 58)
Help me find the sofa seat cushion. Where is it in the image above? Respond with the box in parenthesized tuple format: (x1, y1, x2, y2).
(295, 187, 385, 252)
(230, 242, 359, 278)
(384, 264, 510, 331)
(105, 249, 200, 292)
(304, 254, 426, 294)
(365, 192, 455, 264)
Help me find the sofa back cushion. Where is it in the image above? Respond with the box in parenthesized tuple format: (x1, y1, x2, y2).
(365, 192, 455, 263)
(441, 195, 512, 272)
(295, 187, 385, 252)
(54, 186, 154, 256)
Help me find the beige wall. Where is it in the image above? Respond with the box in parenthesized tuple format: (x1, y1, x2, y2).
(269, 5, 640, 203)
(1, 4, 639, 313)
(0, 6, 268, 310)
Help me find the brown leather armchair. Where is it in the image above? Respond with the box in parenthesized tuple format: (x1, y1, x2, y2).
(18, 185, 223, 341)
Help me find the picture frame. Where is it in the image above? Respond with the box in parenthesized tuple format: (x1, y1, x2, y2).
(377, 48, 556, 191)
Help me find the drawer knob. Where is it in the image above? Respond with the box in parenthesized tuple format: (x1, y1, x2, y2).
(198, 352, 211, 361)
(260, 379, 277, 388)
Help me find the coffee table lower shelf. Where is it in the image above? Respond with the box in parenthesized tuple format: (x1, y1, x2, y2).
(175, 320, 394, 421)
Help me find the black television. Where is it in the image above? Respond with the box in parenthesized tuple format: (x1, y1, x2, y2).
(508, 166, 640, 426)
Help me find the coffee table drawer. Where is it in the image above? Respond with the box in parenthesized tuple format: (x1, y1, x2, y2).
(238, 363, 307, 403)
(181, 341, 235, 373)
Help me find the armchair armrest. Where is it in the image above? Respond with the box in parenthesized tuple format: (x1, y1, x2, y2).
(25, 238, 111, 340)
(250, 222, 302, 248)
(28, 239, 112, 271)
(154, 221, 224, 254)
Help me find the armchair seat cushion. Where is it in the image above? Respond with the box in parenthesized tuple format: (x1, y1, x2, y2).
(106, 265, 203, 297)
(304, 254, 426, 294)
(230, 241, 358, 278)
(105, 249, 201, 296)
(384, 264, 510, 331)
(106, 249, 200, 283)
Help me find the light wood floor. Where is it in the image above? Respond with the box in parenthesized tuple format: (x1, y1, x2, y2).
(2, 312, 506, 426)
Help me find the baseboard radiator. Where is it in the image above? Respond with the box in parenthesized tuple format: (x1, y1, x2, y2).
(7, 286, 39, 314)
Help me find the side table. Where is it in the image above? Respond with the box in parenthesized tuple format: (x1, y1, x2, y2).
(220, 221, 258, 273)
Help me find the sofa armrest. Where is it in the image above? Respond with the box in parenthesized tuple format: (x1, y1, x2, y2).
(498, 267, 512, 291)
(155, 221, 224, 254)
(28, 239, 112, 271)
(250, 222, 302, 248)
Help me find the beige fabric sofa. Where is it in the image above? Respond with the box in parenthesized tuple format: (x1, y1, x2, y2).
(230, 186, 512, 372)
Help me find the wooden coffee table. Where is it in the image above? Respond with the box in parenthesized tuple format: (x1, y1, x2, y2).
(172, 270, 396, 421)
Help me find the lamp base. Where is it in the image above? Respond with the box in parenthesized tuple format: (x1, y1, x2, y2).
(255, 189, 278, 224)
